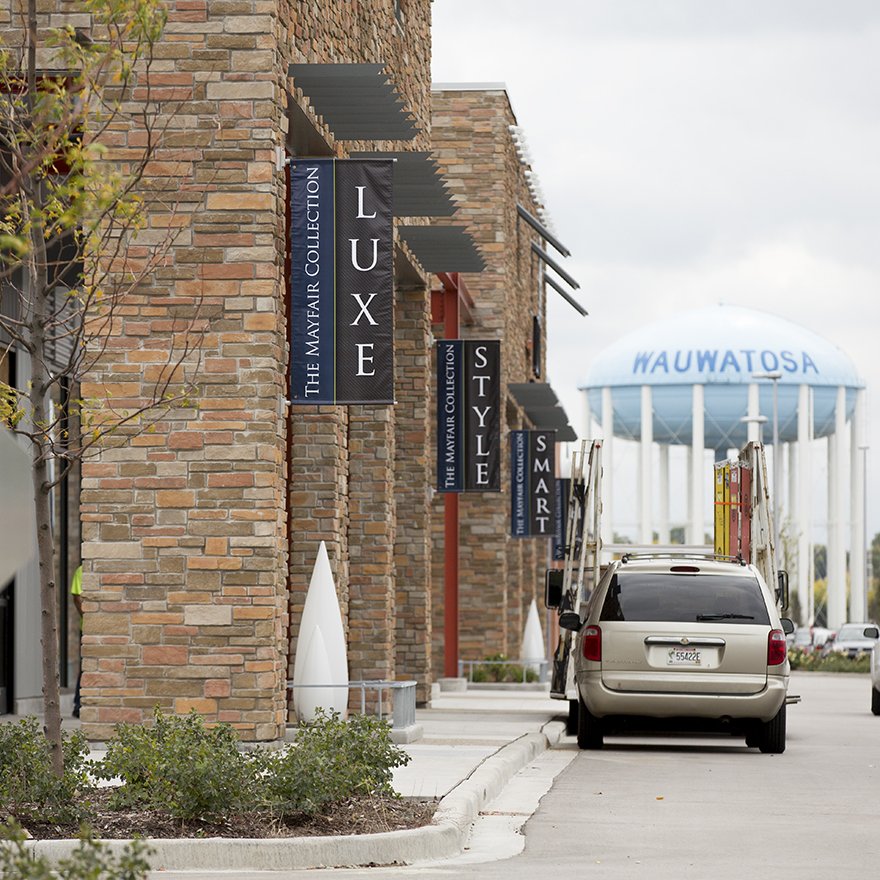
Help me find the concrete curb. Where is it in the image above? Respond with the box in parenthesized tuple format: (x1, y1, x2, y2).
(29, 719, 567, 871)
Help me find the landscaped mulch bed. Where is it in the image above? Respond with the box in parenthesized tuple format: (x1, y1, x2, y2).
(11, 789, 437, 840)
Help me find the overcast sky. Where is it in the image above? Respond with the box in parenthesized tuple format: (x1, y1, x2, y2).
(432, 0, 880, 539)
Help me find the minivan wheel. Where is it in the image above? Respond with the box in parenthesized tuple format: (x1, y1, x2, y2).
(566, 699, 579, 735)
(577, 696, 604, 750)
(872, 686, 880, 716)
(757, 703, 786, 754)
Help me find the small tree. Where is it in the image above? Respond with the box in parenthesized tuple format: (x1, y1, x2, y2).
(0, 0, 200, 773)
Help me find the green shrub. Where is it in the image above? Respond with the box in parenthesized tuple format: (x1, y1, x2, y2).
(0, 717, 93, 824)
(96, 709, 265, 820)
(264, 709, 410, 815)
(468, 654, 539, 684)
(788, 648, 871, 673)
(0, 822, 151, 880)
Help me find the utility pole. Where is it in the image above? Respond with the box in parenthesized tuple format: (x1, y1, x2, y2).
(753, 371, 782, 564)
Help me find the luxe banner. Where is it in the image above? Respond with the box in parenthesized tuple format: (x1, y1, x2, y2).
(510, 430, 557, 537)
(289, 158, 394, 404)
(436, 340, 501, 493)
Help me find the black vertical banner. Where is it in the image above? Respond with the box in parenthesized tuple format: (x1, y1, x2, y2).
(464, 340, 500, 491)
(510, 431, 529, 536)
(290, 160, 335, 402)
(510, 430, 557, 537)
(289, 158, 393, 404)
(553, 477, 571, 559)
(437, 340, 463, 492)
(528, 431, 556, 535)
(335, 160, 394, 403)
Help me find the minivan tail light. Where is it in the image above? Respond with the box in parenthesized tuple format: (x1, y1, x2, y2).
(582, 625, 602, 662)
(767, 629, 787, 666)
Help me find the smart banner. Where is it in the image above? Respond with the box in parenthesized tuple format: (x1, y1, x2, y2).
(510, 430, 557, 537)
(289, 158, 394, 404)
(436, 340, 501, 492)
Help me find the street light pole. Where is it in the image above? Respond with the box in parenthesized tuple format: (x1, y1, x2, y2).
(859, 444, 870, 621)
(753, 372, 782, 565)
(740, 414, 768, 446)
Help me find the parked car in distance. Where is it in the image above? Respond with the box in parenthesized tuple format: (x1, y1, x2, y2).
(789, 628, 815, 652)
(561, 554, 793, 753)
(824, 622, 879, 658)
(810, 626, 834, 650)
(871, 637, 880, 716)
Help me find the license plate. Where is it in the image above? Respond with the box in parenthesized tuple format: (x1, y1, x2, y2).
(667, 648, 702, 666)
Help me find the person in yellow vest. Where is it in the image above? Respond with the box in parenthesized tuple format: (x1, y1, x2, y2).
(71, 564, 82, 718)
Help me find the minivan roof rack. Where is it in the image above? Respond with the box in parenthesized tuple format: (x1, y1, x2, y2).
(619, 552, 746, 566)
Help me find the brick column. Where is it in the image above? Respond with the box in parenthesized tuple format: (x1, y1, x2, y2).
(287, 408, 351, 706)
(347, 408, 396, 708)
(393, 284, 433, 702)
(80, 0, 289, 742)
(506, 532, 524, 658)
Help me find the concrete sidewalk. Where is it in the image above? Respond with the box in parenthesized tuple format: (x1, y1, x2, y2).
(28, 686, 569, 872)
(392, 688, 565, 798)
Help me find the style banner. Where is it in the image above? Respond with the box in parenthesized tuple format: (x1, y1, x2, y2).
(437, 340, 464, 493)
(510, 430, 557, 537)
(552, 477, 570, 559)
(290, 158, 394, 404)
(436, 339, 501, 493)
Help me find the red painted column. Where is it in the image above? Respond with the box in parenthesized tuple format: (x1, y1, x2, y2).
(443, 273, 460, 678)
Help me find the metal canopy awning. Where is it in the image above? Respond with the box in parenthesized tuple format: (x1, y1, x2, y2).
(531, 243, 580, 290)
(288, 63, 418, 141)
(397, 226, 485, 273)
(351, 151, 457, 216)
(517, 204, 571, 257)
(543, 273, 588, 317)
(508, 382, 578, 442)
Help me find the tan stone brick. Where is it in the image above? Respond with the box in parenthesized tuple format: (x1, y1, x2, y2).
(205, 679, 232, 697)
(175, 698, 218, 714)
(233, 606, 274, 620)
(204, 536, 228, 555)
(85, 614, 132, 636)
(156, 490, 195, 508)
(184, 605, 233, 626)
(143, 645, 189, 665)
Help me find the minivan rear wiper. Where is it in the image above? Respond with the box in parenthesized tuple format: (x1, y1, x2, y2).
(696, 613, 755, 620)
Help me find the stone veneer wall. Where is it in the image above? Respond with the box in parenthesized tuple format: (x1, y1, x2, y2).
(32, 0, 439, 740)
(69, 0, 292, 741)
(430, 88, 550, 675)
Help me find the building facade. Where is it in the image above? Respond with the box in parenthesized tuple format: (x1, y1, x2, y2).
(430, 87, 557, 675)
(1, 2, 578, 734)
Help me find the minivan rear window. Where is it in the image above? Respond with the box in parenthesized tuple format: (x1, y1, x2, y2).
(600, 573, 771, 625)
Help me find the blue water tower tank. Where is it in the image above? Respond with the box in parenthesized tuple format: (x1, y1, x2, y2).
(581, 304, 863, 451)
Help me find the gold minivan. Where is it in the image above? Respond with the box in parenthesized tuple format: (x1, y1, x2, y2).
(561, 554, 793, 753)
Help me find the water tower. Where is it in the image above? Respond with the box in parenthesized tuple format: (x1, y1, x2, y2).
(581, 304, 866, 629)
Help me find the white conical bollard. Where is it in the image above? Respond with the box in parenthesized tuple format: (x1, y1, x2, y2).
(293, 541, 349, 721)
(295, 625, 337, 723)
(520, 599, 545, 676)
